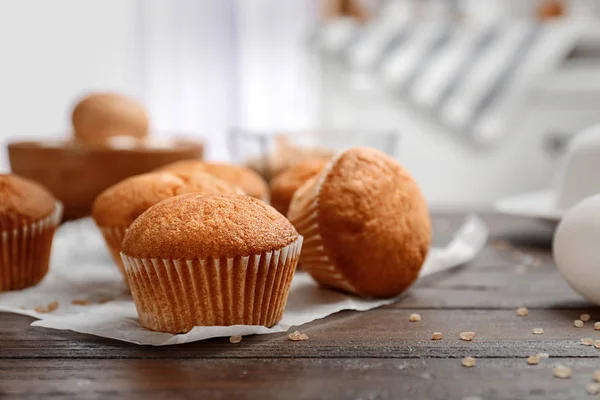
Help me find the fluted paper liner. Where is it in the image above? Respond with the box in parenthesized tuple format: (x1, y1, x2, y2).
(0, 203, 62, 291)
(121, 237, 303, 333)
(288, 153, 359, 294)
(99, 226, 128, 283)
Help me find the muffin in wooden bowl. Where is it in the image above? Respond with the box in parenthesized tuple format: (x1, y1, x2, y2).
(72, 92, 149, 145)
(92, 171, 242, 284)
(287, 147, 431, 298)
(8, 139, 204, 220)
(159, 160, 269, 201)
(0, 174, 62, 291)
(121, 194, 302, 333)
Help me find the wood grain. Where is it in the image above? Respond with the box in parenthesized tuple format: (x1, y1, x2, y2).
(1, 358, 599, 400)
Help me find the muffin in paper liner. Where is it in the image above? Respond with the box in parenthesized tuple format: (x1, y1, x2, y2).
(99, 226, 128, 281)
(0, 202, 63, 291)
(287, 147, 431, 298)
(121, 236, 303, 333)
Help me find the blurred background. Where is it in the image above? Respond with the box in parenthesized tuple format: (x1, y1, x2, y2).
(2, 0, 600, 208)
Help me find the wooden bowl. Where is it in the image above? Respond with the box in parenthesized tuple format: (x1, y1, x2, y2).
(8, 139, 204, 220)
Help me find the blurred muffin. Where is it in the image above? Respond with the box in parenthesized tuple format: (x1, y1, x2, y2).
(92, 171, 241, 283)
(270, 157, 330, 215)
(287, 147, 431, 298)
(159, 160, 269, 201)
(246, 135, 335, 181)
(537, 1, 564, 20)
(0, 174, 62, 291)
(72, 92, 149, 145)
(121, 194, 302, 333)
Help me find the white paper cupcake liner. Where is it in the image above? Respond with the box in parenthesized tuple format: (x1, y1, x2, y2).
(121, 236, 303, 333)
(99, 225, 128, 282)
(288, 177, 357, 294)
(0, 202, 62, 291)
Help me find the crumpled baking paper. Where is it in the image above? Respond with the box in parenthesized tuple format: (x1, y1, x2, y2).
(0, 214, 487, 345)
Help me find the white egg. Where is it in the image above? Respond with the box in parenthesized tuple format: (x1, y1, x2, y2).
(554, 193, 600, 305)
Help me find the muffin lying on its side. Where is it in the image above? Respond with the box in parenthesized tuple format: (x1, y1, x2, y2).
(288, 147, 431, 298)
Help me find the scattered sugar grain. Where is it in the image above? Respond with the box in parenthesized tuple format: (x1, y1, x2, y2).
(581, 338, 594, 346)
(581, 313, 591, 322)
(288, 331, 309, 341)
(532, 328, 544, 335)
(431, 332, 443, 340)
(574, 320, 585, 328)
(460, 332, 475, 341)
(516, 307, 529, 317)
(587, 382, 600, 395)
(462, 357, 476, 368)
(229, 335, 243, 344)
(553, 365, 572, 379)
(527, 355, 540, 365)
(34, 301, 59, 313)
(409, 313, 421, 322)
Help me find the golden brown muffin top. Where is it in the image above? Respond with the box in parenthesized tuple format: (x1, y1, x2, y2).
(72, 92, 149, 143)
(174, 169, 245, 196)
(270, 157, 330, 215)
(312, 147, 431, 298)
(92, 171, 241, 227)
(122, 194, 298, 259)
(0, 174, 56, 224)
(160, 160, 268, 200)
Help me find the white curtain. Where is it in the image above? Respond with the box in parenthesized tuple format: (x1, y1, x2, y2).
(135, 0, 319, 160)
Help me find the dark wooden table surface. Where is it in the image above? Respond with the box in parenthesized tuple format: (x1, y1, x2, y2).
(1, 212, 599, 400)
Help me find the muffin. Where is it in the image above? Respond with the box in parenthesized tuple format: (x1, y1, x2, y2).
(270, 157, 330, 215)
(92, 171, 242, 283)
(246, 135, 335, 181)
(159, 160, 269, 201)
(72, 92, 149, 144)
(0, 174, 62, 291)
(287, 147, 431, 298)
(121, 194, 302, 333)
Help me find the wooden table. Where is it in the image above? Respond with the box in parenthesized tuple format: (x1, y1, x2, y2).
(1, 212, 599, 399)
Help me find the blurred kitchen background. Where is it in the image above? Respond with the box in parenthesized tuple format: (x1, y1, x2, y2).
(2, 0, 600, 208)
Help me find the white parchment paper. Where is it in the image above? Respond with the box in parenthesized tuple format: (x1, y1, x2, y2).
(0, 214, 487, 345)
